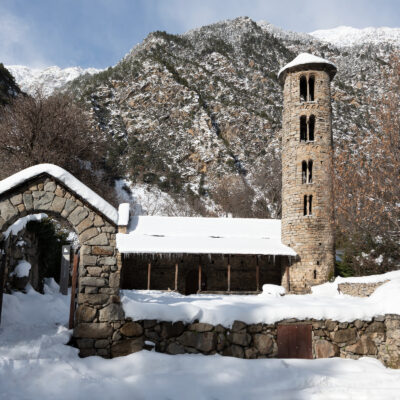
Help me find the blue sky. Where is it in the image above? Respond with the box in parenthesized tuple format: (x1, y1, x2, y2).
(1, 0, 399, 68)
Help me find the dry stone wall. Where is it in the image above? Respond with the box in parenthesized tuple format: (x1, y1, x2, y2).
(338, 281, 388, 297)
(108, 315, 400, 368)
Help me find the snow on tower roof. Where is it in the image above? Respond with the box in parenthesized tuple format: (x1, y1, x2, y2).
(0, 164, 118, 224)
(278, 53, 337, 83)
(116, 215, 296, 256)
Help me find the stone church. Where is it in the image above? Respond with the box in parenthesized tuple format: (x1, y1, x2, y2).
(118, 52, 337, 295)
(0, 53, 336, 300)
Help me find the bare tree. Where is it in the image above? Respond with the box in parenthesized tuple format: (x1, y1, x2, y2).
(0, 91, 117, 204)
(334, 55, 400, 274)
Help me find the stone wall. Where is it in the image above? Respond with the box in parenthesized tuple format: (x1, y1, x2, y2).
(337, 281, 388, 297)
(101, 315, 400, 368)
(281, 66, 335, 293)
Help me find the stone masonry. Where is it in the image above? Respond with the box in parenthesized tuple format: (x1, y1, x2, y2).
(280, 64, 336, 293)
(108, 315, 400, 368)
(0, 173, 125, 357)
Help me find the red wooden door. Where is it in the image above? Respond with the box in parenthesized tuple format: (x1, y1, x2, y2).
(277, 324, 312, 359)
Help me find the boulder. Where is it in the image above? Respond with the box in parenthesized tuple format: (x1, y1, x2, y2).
(161, 321, 185, 338)
(189, 322, 214, 332)
(99, 303, 124, 322)
(227, 332, 251, 346)
(315, 339, 339, 358)
(345, 336, 377, 355)
(231, 320, 247, 332)
(76, 305, 97, 322)
(120, 321, 143, 337)
(253, 334, 273, 355)
(332, 328, 357, 344)
(167, 342, 185, 355)
(111, 337, 144, 357)
(75, 323, 113, 339)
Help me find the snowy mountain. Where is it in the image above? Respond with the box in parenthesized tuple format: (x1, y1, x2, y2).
(5, 65, 101, 96)
(309, 26, 400, 47)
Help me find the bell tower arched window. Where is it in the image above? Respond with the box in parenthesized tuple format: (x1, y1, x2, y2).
(302, 160, 313, 184)
(308, 75, 315, 101)
(300, 116, 307, 141)
(300, 75, 307, 102)
(303, 195, 313, 216)
(308, 115, 315, 141)
(300, 115, 316, 142)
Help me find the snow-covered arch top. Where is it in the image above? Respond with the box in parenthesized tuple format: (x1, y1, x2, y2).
(0, 164, 118, 224)
(278, 53, 337, 84)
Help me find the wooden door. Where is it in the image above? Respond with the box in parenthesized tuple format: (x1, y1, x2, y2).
(277, 324, 312, 359)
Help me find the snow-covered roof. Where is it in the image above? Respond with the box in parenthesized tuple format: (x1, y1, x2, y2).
(116, 216, 296, 256)
(278, 53, 337, 83)
(0, 164, 118, 224)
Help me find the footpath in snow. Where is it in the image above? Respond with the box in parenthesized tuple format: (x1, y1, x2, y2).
(121, 270, 400, 327)
(1, 274, 400, 399)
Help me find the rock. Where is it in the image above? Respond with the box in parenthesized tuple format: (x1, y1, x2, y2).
(44, 181, 56, 192)
(143, 320, 157, 329)
(63, 198, 77, 215)
(109, 273, 120, 288)
(99, 303, 124, 322)
(76, 305, 97, 322)
(0, 199, 18, 220)
(231, 320, 247, 332)
(167, 342, 185, 355)
(10, 194, 22, 206)
(80, 277, 106, 287)
(315, 339, 339, 358)
(120, 321, 143, 337)
(80, 227, 99, 243)
(87, 267, 103, 276)
(345, 336, 377, 355)
(248, 323, 263, 333)
(111, 337, 144, 357)
(196, 332, 217, 352)
(86, 233, 109, 246)
(23, 194, 33, 211)
(245, 347, 258, 359)
(98, 257, 117, 266)
(51, 196, 66, 213)
(33, 191, 54, 210)
(230, 345, 244, 358)
(68, 206, 89, 226)
(215, 324, 226, 333)
(354, 320, 364, 329)
(161, 321, 185, 338)
(75, 323, 113, 339)
(189, 322, 214, 332)
(227, 332, 251, 346)
(81, 255, 97, 265)
(338, 322, 349, 329)
(76, 217, 94, 234)
(365, 322, 385, 334)
(332, 328, 357, 344)
(79, 348, 97, 357)
(95, 339, 109, 349)
(253, 334, 273, 355)
(92, 246, 114, 255)
(325, 320, 337, 331)
(177, 331, 197, 348)
(76, 339, 94, 349)
(78, 293, 109, 305)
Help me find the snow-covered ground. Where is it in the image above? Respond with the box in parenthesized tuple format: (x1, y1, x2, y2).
(1, 279, 400, 399)
(121, 270, 400, 326)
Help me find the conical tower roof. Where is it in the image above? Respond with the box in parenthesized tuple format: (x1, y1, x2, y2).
(278, 53, 337, 84)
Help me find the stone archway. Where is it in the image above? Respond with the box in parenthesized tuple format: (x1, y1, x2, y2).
(0, 165, 125, 357)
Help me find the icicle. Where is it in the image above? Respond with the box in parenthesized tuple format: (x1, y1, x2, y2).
(273, 255, 275, 265)
(208, 254, 212, 262)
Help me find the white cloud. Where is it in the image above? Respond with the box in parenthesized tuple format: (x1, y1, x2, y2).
(0, 8, 50, 67)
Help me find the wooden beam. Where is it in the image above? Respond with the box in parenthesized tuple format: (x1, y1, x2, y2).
(69, 252, 79, 329)
(147, 262, 151, 290)
(256, 256, 260, 292)
(227, 255, 231, 292)
(198, 264, 202, 293)
(174, 263, 178, 291)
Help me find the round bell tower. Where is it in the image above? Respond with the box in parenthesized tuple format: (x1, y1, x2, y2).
(278, 53, 337, 293)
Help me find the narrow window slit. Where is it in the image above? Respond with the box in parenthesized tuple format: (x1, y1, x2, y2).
(300, 115, 307, 141)
(308, 115, 315, 141)
(300, 75, 307, 102)
(308, 75, 315, 101)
